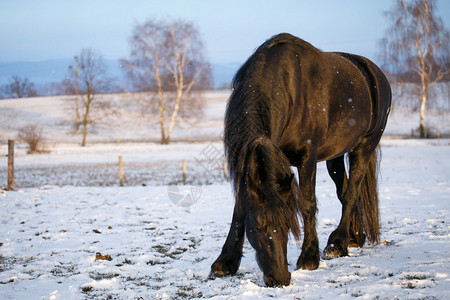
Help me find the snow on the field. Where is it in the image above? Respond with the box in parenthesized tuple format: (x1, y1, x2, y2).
(0, 90, 449, 299)
(0, 140, 449, 299)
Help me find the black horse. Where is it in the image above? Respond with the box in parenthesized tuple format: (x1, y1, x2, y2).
(210, 33, 391, 287)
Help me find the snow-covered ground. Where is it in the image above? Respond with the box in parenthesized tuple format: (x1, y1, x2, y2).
(0, 139, 449, 299)
(0, 91, 449, 299)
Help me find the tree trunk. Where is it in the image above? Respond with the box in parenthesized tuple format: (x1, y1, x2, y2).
(82, 118, 88, 147)
(166, 90, 183, 144)
(81, 95, 92, 147)
(158, 90, 167, 144)
(75, 69, 81, 134)
(419, 92, 427, 138)
(419, 75, 428, 138)
(75, 98, 81, 134)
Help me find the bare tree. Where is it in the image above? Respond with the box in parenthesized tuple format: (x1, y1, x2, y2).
(122, 19, 212, 144)
(380, 0, 450, 137)
(66, 49, 111, 146)
(1, 75, 38, 99)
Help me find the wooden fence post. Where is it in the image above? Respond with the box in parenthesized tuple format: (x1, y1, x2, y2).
(7, 140, 14, 191)
(119, 156, 124, 186)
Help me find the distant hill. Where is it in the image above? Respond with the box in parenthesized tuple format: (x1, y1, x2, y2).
(0, 60, 240, 93)
(0, 60, 76, 85)
(0, 59, 124, 95)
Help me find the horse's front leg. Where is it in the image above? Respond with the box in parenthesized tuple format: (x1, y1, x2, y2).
(210, 200, 246, 277)
(296, 154, 320, 270)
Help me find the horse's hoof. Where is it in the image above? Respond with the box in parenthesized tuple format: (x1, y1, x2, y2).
(209, 268, 225, 278)
(322, 243, 348, 260)
(298, 260, 319, 270)
(348, 232, 366, 248)
(297, 254, 320, 270)
(210, 259, 238, 278)
(208, 270, 224, 280)
(210, 264, 228, 278)
(348, 241, 364, 248)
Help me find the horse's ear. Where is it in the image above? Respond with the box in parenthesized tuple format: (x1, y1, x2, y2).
(279, 173, 295, 194)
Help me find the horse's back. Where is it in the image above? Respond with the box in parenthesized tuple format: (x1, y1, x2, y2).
(232, 33, 321, 92)
(227, 33, 391, 161)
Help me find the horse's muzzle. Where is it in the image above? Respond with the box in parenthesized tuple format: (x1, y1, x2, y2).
(264, 271, 291, 287)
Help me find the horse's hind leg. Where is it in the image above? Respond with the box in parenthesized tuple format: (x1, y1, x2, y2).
(326, 156, 365, 247)
(210, 201, 245, 277)
(324, 144, 375, 259)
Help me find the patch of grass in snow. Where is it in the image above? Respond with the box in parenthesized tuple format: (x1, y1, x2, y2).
(0, 255, 34, 275)
(81, 285, 93, 293)
(152, 243, 189, 259)
(50, 263, 77, 277)
(399, 272, 437, 290)
(175, 284, 203, 299)
(0, 254, 15, 273)
(404, 273, 430, 280)
(146, 259, 168, 266)
(89, 272, 120, 280)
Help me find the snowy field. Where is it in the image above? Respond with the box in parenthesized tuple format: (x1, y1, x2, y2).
(0, 91, 449, 299)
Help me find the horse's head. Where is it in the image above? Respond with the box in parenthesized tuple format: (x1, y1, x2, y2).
(244, 171, 299, 287)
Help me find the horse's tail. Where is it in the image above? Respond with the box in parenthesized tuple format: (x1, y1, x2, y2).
(354, 147, 381, 245)
(231, 137, 301, 240)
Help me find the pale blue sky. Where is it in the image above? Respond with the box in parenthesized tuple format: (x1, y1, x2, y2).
(1, 0, 449, 65)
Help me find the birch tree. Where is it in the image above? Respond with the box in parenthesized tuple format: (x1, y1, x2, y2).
(380, 0, 450, 137)
(122, 19, 211, 144)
